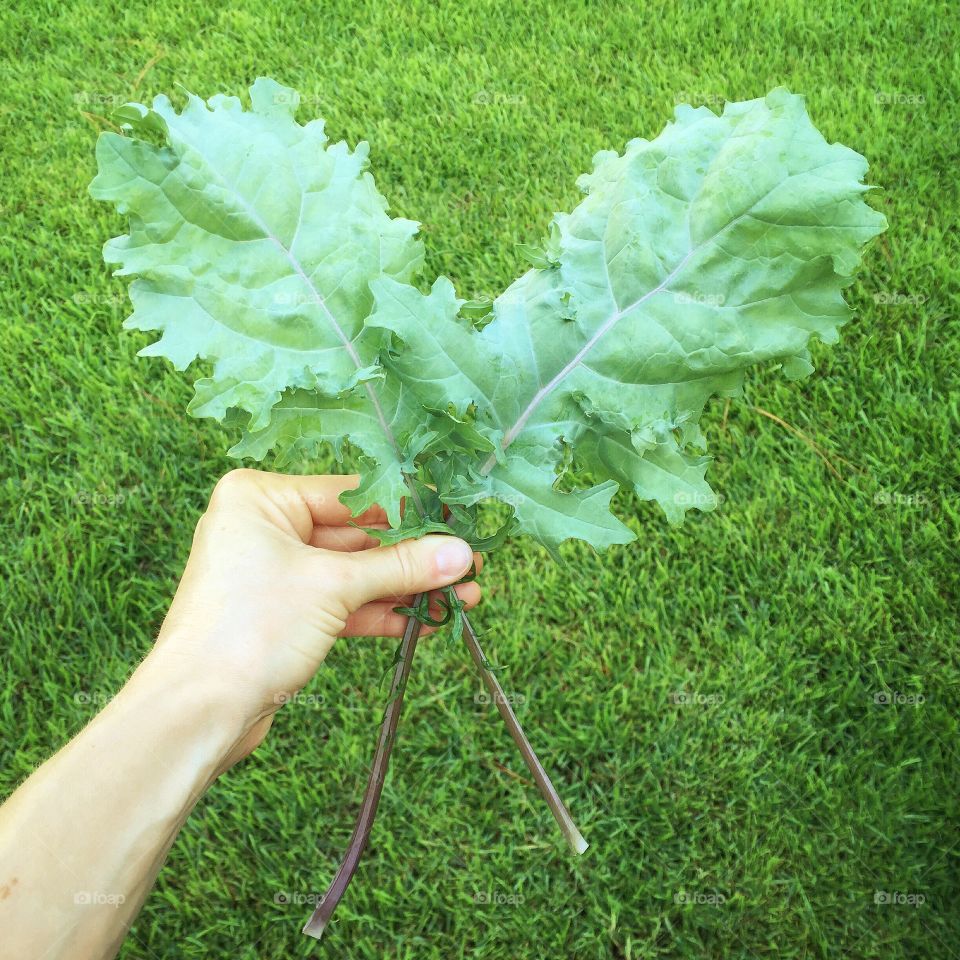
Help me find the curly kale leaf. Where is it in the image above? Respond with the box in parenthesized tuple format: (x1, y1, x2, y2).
(90, 77, 431, 524)
(366, 89, 887, 551)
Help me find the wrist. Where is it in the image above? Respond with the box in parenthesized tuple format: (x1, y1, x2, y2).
(122, 648, 253, 777)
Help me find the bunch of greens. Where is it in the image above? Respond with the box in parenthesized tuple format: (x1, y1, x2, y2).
(90, 78, 885, 938)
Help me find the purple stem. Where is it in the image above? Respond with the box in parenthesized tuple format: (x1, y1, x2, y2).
(459, 613, 588, 855)
(302, 531, 589, 936)
(302, 599, 424, 940)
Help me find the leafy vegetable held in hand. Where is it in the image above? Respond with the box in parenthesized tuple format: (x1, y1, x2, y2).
(90, 77, 438, 526)
(90, 79, 886, 940)
(92, 81, 884, 550)
(366, 89, 887, 551)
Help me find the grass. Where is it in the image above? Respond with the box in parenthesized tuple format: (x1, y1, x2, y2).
(1, 0, 958, 957)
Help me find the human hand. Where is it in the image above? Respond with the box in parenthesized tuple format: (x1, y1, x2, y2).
(148, 470, 481, 765)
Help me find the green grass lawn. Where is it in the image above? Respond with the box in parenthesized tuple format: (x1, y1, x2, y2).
(2, 0, 958, 956)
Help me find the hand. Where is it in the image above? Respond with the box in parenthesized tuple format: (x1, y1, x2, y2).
(148, 469, 481, 765)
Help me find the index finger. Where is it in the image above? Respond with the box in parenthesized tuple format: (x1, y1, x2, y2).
(210, 469, 399, 545)
(256, 472, 390, 528)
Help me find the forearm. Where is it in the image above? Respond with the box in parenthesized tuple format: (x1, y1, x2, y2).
(0, 652, 246, 960)
(0, 470, 479, 952)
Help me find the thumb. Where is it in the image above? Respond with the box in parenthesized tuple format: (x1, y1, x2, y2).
(345, 535, 475, 608)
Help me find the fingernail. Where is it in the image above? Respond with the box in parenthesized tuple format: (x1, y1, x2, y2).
(435, 539, 473, 577)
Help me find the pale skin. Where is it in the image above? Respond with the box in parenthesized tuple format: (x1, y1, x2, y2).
(0, 470, 482, 960)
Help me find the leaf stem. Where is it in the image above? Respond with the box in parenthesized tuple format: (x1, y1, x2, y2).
(303, 484, 586, 939)
(302, 600, 424, 940)
(459, 611, 588, 855)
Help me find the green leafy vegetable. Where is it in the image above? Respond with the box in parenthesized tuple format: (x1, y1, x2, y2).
(92, 82, 884, 552)
(90, 79, 886, 940)
(366, 89, 887, 550)
(89, 76, 431, 525)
